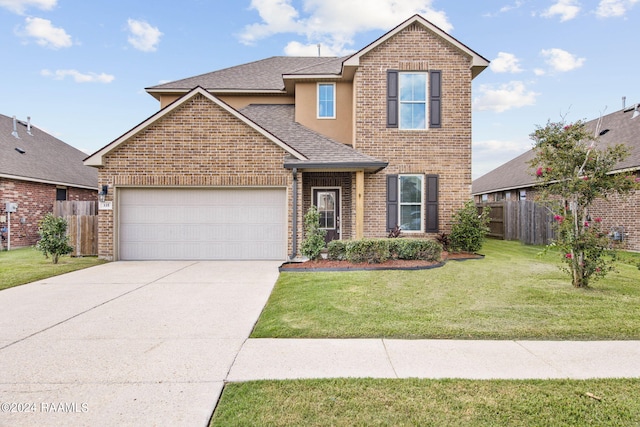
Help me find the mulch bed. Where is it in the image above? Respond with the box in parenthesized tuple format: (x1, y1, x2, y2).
(279, 252, 484, 272)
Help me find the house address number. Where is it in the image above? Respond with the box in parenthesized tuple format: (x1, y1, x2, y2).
(98, 201, 113, 210)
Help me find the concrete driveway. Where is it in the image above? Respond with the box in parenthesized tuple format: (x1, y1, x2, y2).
(0, 261, 280, 427)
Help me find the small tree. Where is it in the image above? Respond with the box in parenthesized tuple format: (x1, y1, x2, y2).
(449, 201, 491, 253)
(529, 120, 640, 287)
(36, 213, 73, 264)
(300, 205, 327, 260)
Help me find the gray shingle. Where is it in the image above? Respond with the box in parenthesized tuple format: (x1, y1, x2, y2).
(148, 56, 345, 92)
(239, 104, 386, 169)
(0, 114, 97, 189)
(472, 107, 640, 195)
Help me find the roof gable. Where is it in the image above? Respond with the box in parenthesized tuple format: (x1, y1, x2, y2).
(343, 14, 489, 79)
(84, 87, 307, 167)
(0, 114, 97, 189)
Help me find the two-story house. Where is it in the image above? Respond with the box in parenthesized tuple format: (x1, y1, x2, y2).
(84, 14, 489, 261)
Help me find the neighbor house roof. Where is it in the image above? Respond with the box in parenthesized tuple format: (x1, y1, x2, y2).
(472, 106, 640, 196)
(0, 113, 97, 190)
(240, 104, 388, 172)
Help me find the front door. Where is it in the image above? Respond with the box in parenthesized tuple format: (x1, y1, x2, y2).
(313, 188, 340, 244)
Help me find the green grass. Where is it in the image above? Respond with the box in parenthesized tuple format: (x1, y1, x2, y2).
(252, 239, 640, 339)
(210, 378, 640, 427)
(0, 247, 106, 291)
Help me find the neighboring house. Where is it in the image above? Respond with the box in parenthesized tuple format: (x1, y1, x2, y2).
(0, 114, 98, 249)
(472, 105, 640, 251)
(84, 15, 489, 261)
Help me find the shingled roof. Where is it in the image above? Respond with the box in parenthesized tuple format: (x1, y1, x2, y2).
(0, 114, 97, 189)
(147, 56, 346, 93)
(472, 106, 640, 195)
(240, 104, 387, 171)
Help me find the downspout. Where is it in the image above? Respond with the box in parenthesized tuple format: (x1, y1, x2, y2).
(290, 168, 298, 260)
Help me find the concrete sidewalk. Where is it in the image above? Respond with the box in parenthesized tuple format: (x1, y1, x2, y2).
(228, 338, 640, 381)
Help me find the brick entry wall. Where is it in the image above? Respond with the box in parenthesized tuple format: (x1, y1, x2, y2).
(353, 23, 474, 238)
(0, 178, 96, 248)
(302, 172, 353, 240)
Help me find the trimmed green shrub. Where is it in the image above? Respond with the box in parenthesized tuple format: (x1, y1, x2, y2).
(300, 206, 326, 260)
(450, 201, 491, 253)
(327, 240, 347, 261)
(393, 239, 442, 261)
(346, 239, 390, 264)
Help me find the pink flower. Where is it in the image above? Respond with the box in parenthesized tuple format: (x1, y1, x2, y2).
(582, 176, 589, 181)
(584, 221, 590, 227)
(536, 167, 543, 177)
(565, 253, 573, 259)
(596, 268, 602, 272)
(554, 215, 564, 222)
(594, 218, 602, 223)
(564, 125, 571, 130)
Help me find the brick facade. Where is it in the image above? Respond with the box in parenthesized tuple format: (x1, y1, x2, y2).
(97, 93, 294, 260)
(354, 23, 473, 237)
(1, 177, 96, 249)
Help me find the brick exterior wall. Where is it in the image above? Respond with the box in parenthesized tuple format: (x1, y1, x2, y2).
(354, 23, 474, 238)
(97, 93, 295, 260)
(0, 177, 96, 249)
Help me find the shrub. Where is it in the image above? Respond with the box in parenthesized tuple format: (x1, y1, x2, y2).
(300, 206, 327, 260)
(327, 240, 347, 261)
(393, 239, 442, 261)
(36, 213, 73, 264)
(346, 239, 390, 264)
(435, 232, 451, 252)
(449, 201, 490, 253)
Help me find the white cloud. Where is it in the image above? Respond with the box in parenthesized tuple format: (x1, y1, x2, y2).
(540, 48, 585, 72)
(0, 0, 56, 14)
(127, 19, 163, 52)
(595, 0, 639, 17)
(541, 0, 581, 21)
(284, 41, 346, 56)
(41, 69, 115, 83)
(239, 0, 453, 55)
(490, 52, 523, 73)
(22, 17, 72, 49)
(473, 138, 531, 178)
(473, 81, 539, 113)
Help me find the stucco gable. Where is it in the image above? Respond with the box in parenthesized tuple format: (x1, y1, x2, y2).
(84, 87, 306, 167)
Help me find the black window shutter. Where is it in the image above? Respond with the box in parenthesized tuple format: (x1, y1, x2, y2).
(429, 70, 442, 128)
(386, 174, 399, 231)
(425, 174, 439, 232)
(387, 71, 398, 128)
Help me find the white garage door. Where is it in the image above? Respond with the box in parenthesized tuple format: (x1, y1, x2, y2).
(119, 188, 287, 260)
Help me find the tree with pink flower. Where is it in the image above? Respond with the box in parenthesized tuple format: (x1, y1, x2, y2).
(529, 120, 640, 287)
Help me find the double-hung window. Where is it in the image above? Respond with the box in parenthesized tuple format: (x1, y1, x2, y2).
(399, 73, 427, 129)
(317, 83, 335, 119)
(387, 70, 441, 129)
(399, 175, 423, 232)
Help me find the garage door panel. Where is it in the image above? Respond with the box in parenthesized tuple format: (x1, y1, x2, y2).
(119, 188, 286, 260)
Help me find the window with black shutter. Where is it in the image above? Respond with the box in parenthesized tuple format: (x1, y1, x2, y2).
(386, 70, 441, 129)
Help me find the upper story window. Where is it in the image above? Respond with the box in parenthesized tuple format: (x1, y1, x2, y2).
(317, 83, 335, 119)
(399, 73, 427, 129)
(387, 70, 441, 129)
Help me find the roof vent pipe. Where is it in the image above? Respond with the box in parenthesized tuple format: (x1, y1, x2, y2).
(622, 96, 626, 110)
(11, 116, 19, 139)
(27, 116, 33, 136)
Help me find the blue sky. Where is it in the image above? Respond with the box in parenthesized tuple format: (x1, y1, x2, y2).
(1, 0, 638, 179)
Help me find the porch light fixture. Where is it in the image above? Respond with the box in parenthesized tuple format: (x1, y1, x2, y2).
(98, 185, 108, 203)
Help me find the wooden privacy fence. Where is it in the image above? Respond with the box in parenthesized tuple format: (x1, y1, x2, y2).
(478, 201, 556, 246)
(54, 201, 98, 256)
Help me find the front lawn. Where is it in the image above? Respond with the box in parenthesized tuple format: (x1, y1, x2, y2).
(252, 239, 640, 339)
(210, 378, 640, 426)
(0, 247, 106, 291)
